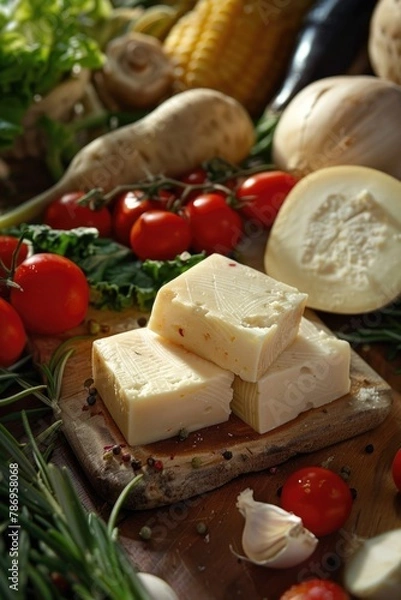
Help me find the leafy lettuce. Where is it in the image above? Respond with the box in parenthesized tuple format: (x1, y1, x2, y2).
(0, 0, 110, 150)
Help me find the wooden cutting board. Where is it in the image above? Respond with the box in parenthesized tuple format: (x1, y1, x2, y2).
(31, 306, 393, 510)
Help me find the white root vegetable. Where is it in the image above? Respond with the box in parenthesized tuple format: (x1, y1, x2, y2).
(272, 75, 401, 179)
(264, 165, 401, 314)
(343, 529, 401, 599)
(369, 0, 401, 85)
(0, 88, 254, 229)
(137, 573, 179, 600)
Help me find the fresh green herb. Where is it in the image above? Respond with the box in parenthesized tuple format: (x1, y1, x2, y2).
(0, 414, 152, 599)
(0, 0, 109, 151)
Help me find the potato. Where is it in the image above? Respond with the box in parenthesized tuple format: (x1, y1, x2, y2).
(0, 88, 255, 228)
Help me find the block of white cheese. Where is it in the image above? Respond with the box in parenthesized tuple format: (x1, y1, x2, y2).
(147, 253, 308, 382)
(92, 327, 234, 446)
(231, 318, 351, 434)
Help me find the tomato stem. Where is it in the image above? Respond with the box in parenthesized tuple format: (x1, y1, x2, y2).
(79, 159, 276, 210)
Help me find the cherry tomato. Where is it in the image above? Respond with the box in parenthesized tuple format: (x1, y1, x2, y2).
(10, 254, 90, 335)
(177, 168, 209, 202)
(0, 236, 30, 297)
(0, 298, 27, 367)
(280, 578, 350, 600)
(180, 167, 209, 186)
(236, 171, 298, 228)
(392, 448, 401, 491)
(280, 466, 353, 537)
(184, 193, 243, 255)
(44, 191, 112, 237)
(130, 210, 191, 261)
(112, 191, 154, 246)
(152, 188, 178, 210)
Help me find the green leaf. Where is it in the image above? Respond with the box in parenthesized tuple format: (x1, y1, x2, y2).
(47, 464, 94, 551)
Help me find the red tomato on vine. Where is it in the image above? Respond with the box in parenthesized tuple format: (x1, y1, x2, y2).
(130, 210, 191, 261)
(44, 191, 112, 237)
(184, 193, 243, 255)
(236, 171, 298, 228)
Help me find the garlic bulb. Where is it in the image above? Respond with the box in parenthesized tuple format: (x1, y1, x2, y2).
(343, 529, 401, 599)
(272, 75, 401, 180)
(233, 488, 318, 569)
(369, 0, 401, 85)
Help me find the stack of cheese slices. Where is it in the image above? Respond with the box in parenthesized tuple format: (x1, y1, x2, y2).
(92, 253, 351, 447)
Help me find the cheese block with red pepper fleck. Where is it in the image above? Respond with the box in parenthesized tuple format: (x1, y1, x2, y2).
(231, 317, 351, 434)
(147, 253, 308, 382)
(92, 326, 234, 446)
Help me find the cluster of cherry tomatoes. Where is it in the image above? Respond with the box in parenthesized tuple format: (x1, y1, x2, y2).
(0, 236, 89, 367)
(42, 168, 299, 261)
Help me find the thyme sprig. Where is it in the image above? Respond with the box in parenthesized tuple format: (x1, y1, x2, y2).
(0, 414, 151, 600)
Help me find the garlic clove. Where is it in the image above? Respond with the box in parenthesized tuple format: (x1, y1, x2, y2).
(137, 572, 179, 600)
(343, 528, 401, 599)
(233, 488, 318, 569)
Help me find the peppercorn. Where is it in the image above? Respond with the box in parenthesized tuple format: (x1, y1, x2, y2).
(139, 526, 152, 540)
(196, 522, 208, 535)
(191, 457, 202, 469)
(364, 443, 374, 454)
(131, 458, 142, 471)
(137, 316, 147, 328)
(178, 428, 189, 441)
(222, 450, 232, 460)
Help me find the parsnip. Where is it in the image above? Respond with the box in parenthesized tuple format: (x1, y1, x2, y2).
(264, 165, 401, 314)
(272, 75, 401, 179)
(0, 88, 255, 229)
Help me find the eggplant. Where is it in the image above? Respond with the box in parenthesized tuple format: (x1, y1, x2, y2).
(251, 0, 379, 161)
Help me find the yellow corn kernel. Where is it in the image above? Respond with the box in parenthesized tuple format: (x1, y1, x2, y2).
(164, 0, 315, 114)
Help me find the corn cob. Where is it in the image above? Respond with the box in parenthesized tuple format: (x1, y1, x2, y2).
(163, 0, 316, 115)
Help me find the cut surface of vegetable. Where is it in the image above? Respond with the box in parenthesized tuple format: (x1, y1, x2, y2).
(264, 165, 401, 314)
(343, 528, 401, 599)
(272, 76, 401, 180)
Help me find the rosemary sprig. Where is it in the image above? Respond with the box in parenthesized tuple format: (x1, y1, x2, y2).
(0, 414, 152, 600)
